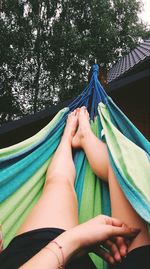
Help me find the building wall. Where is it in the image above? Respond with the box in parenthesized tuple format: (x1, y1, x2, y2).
(110, 78, 150, 140)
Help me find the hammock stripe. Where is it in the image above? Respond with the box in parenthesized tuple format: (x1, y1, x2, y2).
(99, 103, 150, 222)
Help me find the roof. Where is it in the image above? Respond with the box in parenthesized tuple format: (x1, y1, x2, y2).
(107, 39, 150, 84)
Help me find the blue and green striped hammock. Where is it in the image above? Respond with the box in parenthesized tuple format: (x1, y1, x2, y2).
(0, 65, 150, 268)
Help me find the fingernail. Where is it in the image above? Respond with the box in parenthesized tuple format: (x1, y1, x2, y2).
(122, 223, 128, 228)
(122, 247, 127, 257)
(115, 254, 121, 262)
(110, 257, 115, 264)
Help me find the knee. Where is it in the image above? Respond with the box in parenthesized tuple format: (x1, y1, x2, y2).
(44, 171, 75, 190)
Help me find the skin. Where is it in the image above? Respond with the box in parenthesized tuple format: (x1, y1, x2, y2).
(72, 107, 150, 253)
(16, 108, 149, 269)
(20, 216, 140, 269)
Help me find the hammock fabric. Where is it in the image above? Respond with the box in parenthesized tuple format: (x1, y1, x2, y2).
(0, 64, 150, 268)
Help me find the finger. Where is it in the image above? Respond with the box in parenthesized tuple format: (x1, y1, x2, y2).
(93, 246, 115, 265)
(103, 240, 122, 263)
(104, 216, 128, 228)
(112, 236, 128, 257)
(109, 225, 141, 238)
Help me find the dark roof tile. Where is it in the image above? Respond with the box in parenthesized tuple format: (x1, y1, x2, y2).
(107, 39, 150, 83)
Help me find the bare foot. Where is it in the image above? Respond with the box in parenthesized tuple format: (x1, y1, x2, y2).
(72, 107, 91, 148)
(62, 109, 79, 142)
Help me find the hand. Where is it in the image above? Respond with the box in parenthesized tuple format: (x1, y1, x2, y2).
(73, 215, 140, 265)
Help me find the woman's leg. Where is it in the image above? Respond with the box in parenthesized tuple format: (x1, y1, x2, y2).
(72, 107, 150, 253)
(17, 110, 79, 235)
(72, 107, 109, 181)
(108, 167, 150, 251)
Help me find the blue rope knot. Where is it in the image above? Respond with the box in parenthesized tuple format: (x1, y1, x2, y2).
(92, 64, 99, 75)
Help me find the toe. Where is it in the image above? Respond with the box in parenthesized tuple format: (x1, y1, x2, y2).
(86, 109, 90, 119)
(74, 109, 79, 116)
(82, 106, 87, 111)
(80, 106, 86, 114)
(80, 106, 89, 119)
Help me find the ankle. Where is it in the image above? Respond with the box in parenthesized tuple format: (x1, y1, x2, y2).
(80, 129, 94, 146)
(61, 134, 72, 144)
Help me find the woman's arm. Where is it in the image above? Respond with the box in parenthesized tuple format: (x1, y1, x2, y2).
(19, 215, 140, 269)
(19, 228, 80, 269)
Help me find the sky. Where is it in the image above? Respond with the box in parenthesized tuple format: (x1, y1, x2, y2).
(139, 0, 150, 26)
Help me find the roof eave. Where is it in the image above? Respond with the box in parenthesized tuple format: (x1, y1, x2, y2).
(107, 57, 150, 92)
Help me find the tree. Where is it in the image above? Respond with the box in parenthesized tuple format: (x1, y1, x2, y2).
(0, 0, 149, 124)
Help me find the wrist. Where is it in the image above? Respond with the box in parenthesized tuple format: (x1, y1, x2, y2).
(46, 228, 81, 265)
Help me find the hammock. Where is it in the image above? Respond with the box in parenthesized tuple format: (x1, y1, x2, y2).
(0, 64, 150, 269)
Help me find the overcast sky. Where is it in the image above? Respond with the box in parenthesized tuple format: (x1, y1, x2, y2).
(139, 0, 150, 26)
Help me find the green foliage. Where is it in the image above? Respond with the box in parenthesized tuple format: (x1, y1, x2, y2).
(0, 0, 149, 123)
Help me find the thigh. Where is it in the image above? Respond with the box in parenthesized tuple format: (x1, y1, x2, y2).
(17, 179, 78, 235)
